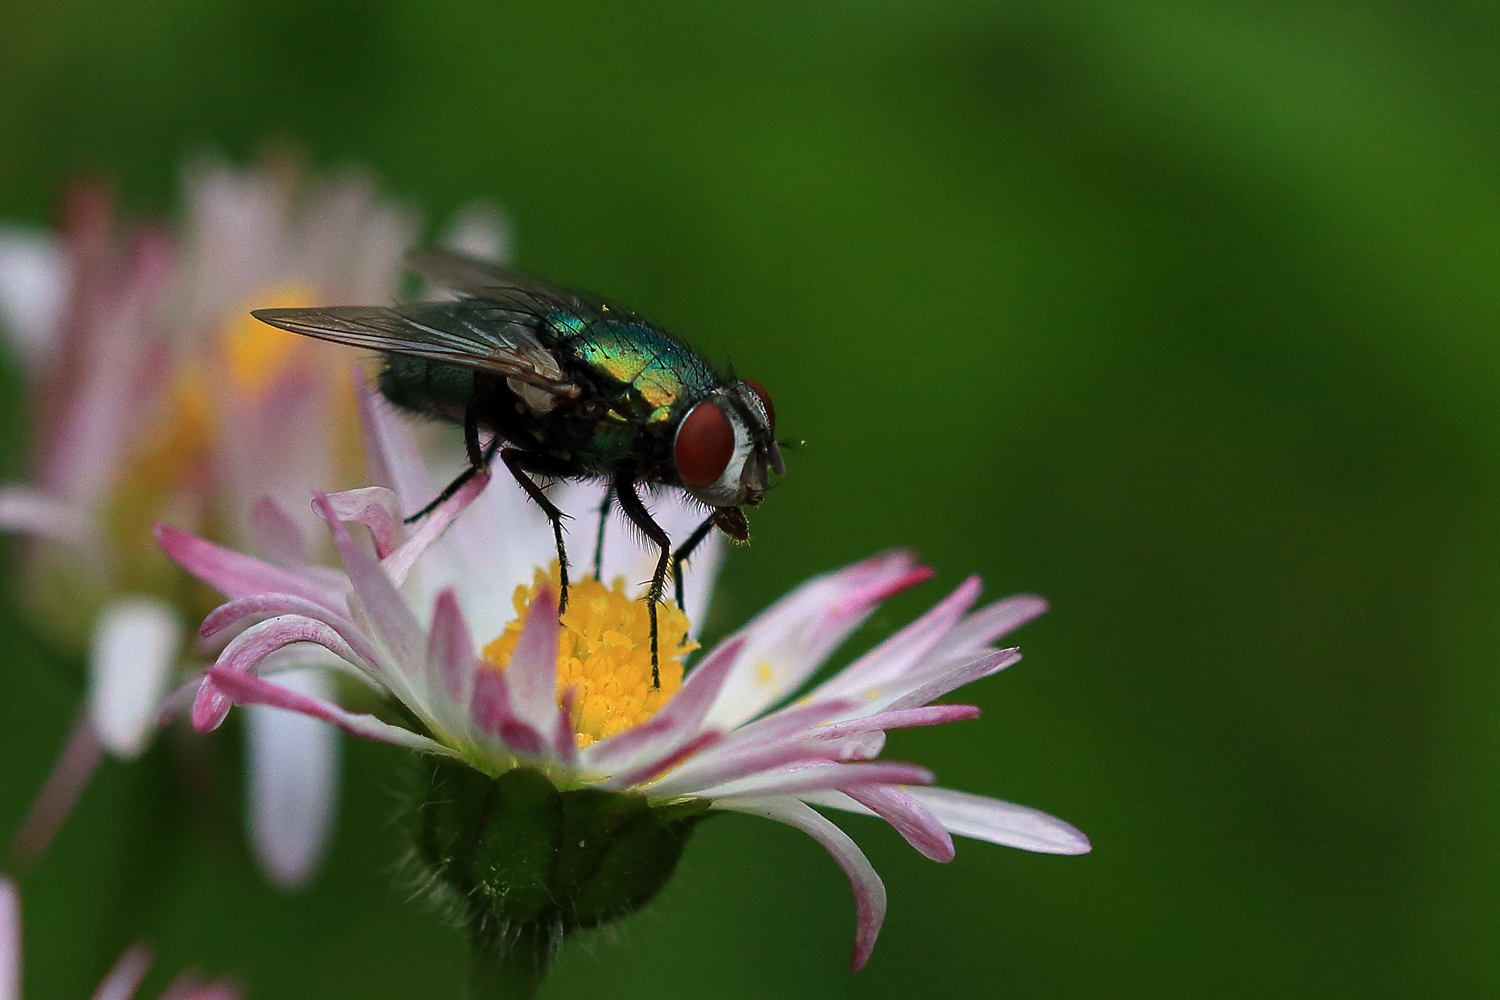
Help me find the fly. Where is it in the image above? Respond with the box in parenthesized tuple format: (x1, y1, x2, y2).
(252, 247, 785, 686)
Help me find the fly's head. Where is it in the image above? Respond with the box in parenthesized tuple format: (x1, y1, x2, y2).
(672, 379, 784, 526)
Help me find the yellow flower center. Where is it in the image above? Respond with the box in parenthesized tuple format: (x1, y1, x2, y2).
(221, 284, 317, 398)
(103, 284, 365, 608)
(481, 563, 695, 749)
(106, 361, 217, 596)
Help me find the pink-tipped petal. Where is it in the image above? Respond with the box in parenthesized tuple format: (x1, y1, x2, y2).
(0, 877, 18, 1000)
(87, 597, 183, 759)
(427, 589, 478, 702)
(811, 576, 982, 702)
(844, 785, 955, 862)
(157, 973, 207, 1000)
(159, 972, 241, 1000)
(192, 616, 370, 732)
(470, 669, 543, 755)
(811, 704, 980, 742)
(696, 759, 934, 800)
(583, 636, 747, 770)
(8, 712, 102, 867)
(246, 669, 341, 889)
(249, 496, 308, 565)
(156, 523, 342, 611)
(381, 469, 491, 586)
(905, 787, 1091, 855)
(645, 733, 845, 799)
(313, 493, 425, 676)
(699, 697, 861, 760)
(166, 979, 240, 1000)
(881, 648, 1021, 714)
(205, 667, 453, 755)
(504, 586, 561, 744)
(946, 594, 1049, 654)
(91, 944, 152, 1000)
(601, 730, 720, 790)
(200, 595, 362, 651)
(552, 688, 579, 769)
(704, 552, 930, 732)
(715, 797, 886, 972)
(322, 487, 404, 559)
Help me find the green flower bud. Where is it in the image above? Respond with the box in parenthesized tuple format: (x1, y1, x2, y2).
(412, 760, 713, 999)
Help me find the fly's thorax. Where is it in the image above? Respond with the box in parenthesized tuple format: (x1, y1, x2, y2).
(566, 320, 717, 421)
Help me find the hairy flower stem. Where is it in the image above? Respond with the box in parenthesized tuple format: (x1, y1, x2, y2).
(468, 924, 550, 1000)
(413, 761, 713, 999)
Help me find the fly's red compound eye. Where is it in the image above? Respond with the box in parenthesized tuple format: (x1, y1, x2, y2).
(676, 401, 735, 487)
(743, 379, 775, 433)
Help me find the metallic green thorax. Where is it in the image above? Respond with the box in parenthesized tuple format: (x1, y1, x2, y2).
(551, 309, 718, 424)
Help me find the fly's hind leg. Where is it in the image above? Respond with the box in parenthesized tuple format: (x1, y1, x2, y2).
(592, 488, 613, 581)
(404, 407, 496, 524)
(500, 449, 573, 616)
(612, 474, 671, 689)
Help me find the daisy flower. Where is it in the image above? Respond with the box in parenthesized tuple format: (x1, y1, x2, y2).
(0, 157, 434, 886)
(0, 876, 238, 1000)
(157, 378, 1090, 982)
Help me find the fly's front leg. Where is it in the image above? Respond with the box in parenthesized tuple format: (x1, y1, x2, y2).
(670, 513, 718, 612)
(405, 406, 495, 524)
(500, 449, 573, 616)
(613, 474, 671, 689)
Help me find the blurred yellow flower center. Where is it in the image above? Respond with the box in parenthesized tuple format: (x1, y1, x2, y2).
(222, 285, 317, 397)
(481, 563, 694, 749)
(106, 284, 364, 602)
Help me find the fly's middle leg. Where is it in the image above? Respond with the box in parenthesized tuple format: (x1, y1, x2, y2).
(613, 474, 672, 689)
(592, 488, 613, 581)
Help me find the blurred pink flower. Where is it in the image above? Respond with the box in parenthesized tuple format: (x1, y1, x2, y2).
(159, 383, 1090, 972)
(0, 156, 433, 888)
(0, 877, 237, 1000)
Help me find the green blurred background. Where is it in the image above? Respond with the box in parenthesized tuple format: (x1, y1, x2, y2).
(3, 0, 1500, 996)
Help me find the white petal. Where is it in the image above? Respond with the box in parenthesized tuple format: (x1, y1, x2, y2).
(440, 202, 512, 264)
(246, 668, 342, 889)
(0, 877, 18, 1000)
(91, 944, 152, 1000)
(0, 228, 67, 368)
(248, 496, 308, 565)
(809, 576, 980, 703)
(905, 787, 1091, 855)
(704, 552, 929, 732)
(578, 484, 723, 633)
(0, 486, 93, 547)
(87, 598, 184, 759)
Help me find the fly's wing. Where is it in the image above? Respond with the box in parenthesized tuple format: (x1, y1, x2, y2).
(405, 246, 571, 303)
(405, 247, 641, 323)
(251, 300, 576, 392)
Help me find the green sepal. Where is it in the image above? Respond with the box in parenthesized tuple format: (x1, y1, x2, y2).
(412, 760, 713, 999)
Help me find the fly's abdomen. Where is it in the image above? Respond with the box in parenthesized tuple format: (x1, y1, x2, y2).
(378, 355, 478, 425)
